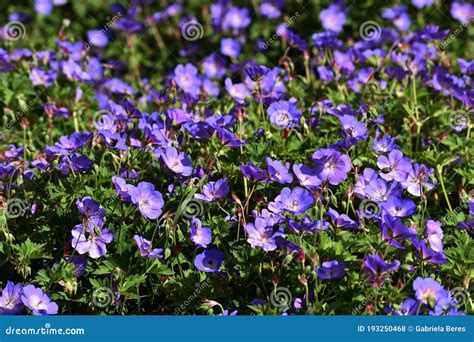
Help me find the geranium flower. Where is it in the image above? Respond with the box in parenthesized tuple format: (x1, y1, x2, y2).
(362, 254, 400, 286)
(21, 285, 58, 316)
(159, 146, 193, 177)
(0, 281, 23, 315)
(317, 260, 346, 280)
(377, 150, 411, 182)
(244, 216, 284, 251)
(194, 249, 225, 272)
(266, 157, 293, 184)
(190, 217, 212, 248)
(312, 148, 352, 185)
(400, 163, 436, 196)
(133, 235, 163, 259)
(130, 182, 165, 220)
(194, 179, 229, 202)
(267, 100, 302, 128)
(268, 187, 315, 215)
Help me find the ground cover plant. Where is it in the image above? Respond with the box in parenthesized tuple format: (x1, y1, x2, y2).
(0, 0, 473, 316)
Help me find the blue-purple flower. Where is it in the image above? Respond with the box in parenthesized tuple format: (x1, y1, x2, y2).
(21, 285, 58, 316)
(130, 182, 165, 220)
(194, 179, 229, 202)
(190, 217, 212, 248)
(194, 249, 225, 273)
(317, 260, 346, 280)
(269, 187, 315, 215)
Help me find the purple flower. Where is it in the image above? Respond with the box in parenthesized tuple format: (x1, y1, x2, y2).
(222, 7, 251, 32)
(130, 182, 165, 220)
(71, 221, 114, 259)
(393, 298, 420, 315)
(451, 2, 474, 23)
(112, 176, 135, 202)
(30, 67, 56, 87)
(173, 64, 202, 97)
(87, 29, 109, 48)
(190, 217, 212, 248)
(312, 148, 352, 185)
(320, 4, 346, 33)
(382, 6, 410, 31)
(413, 277, 444, 304)
(240, 162, 267, 182)
(194, 249, 225, 273)
(380, 196, 416, 217)
(245, 216, 284, 251)
(260, 0, 283, 19)
(133, 235, 163, 259)
(195, 179, 229, 202)
(266, 157, 293, 184)
(287, 215, 328, 234)
(326, 208, 358, 229)
(268, 100, 302, 128)
(159, 146, 193, 177)
(426, 220, 443, 253)
(362, 254, 400, 286)
(317, 260, 346, 280)
(412, 0, 434, 9)
(412, 238, 447, 265)
(21, 285, 58, 316)
(400, 163, 436, 196)
(381, 214, 417, 249)
(354, 168, 379, 198)
(339, 115, 367, 141)
(202, 53, 226, 79)
(0, 281, 23, 315)
(269, 187, 315, 215)
(293, 163, 322, 189)
(377, 150, 411, 182)
(98, 130, 128, 151)
(220, 38, 241, 58)
(225, 78, 250, 104)
(364, 178, 402, 202)
(35, 0, 53, 15)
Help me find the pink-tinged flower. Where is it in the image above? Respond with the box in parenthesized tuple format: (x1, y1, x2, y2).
(133, 235, 163, 259)
(312, 148, 352, 185)
(195, 179, 229, 202)
(190, 217, 212, 248)
(413, 277, 444, 304)
(268, 187, 315, 215)
(21, 285, 58, 316)
(130, 182, 165, 220)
